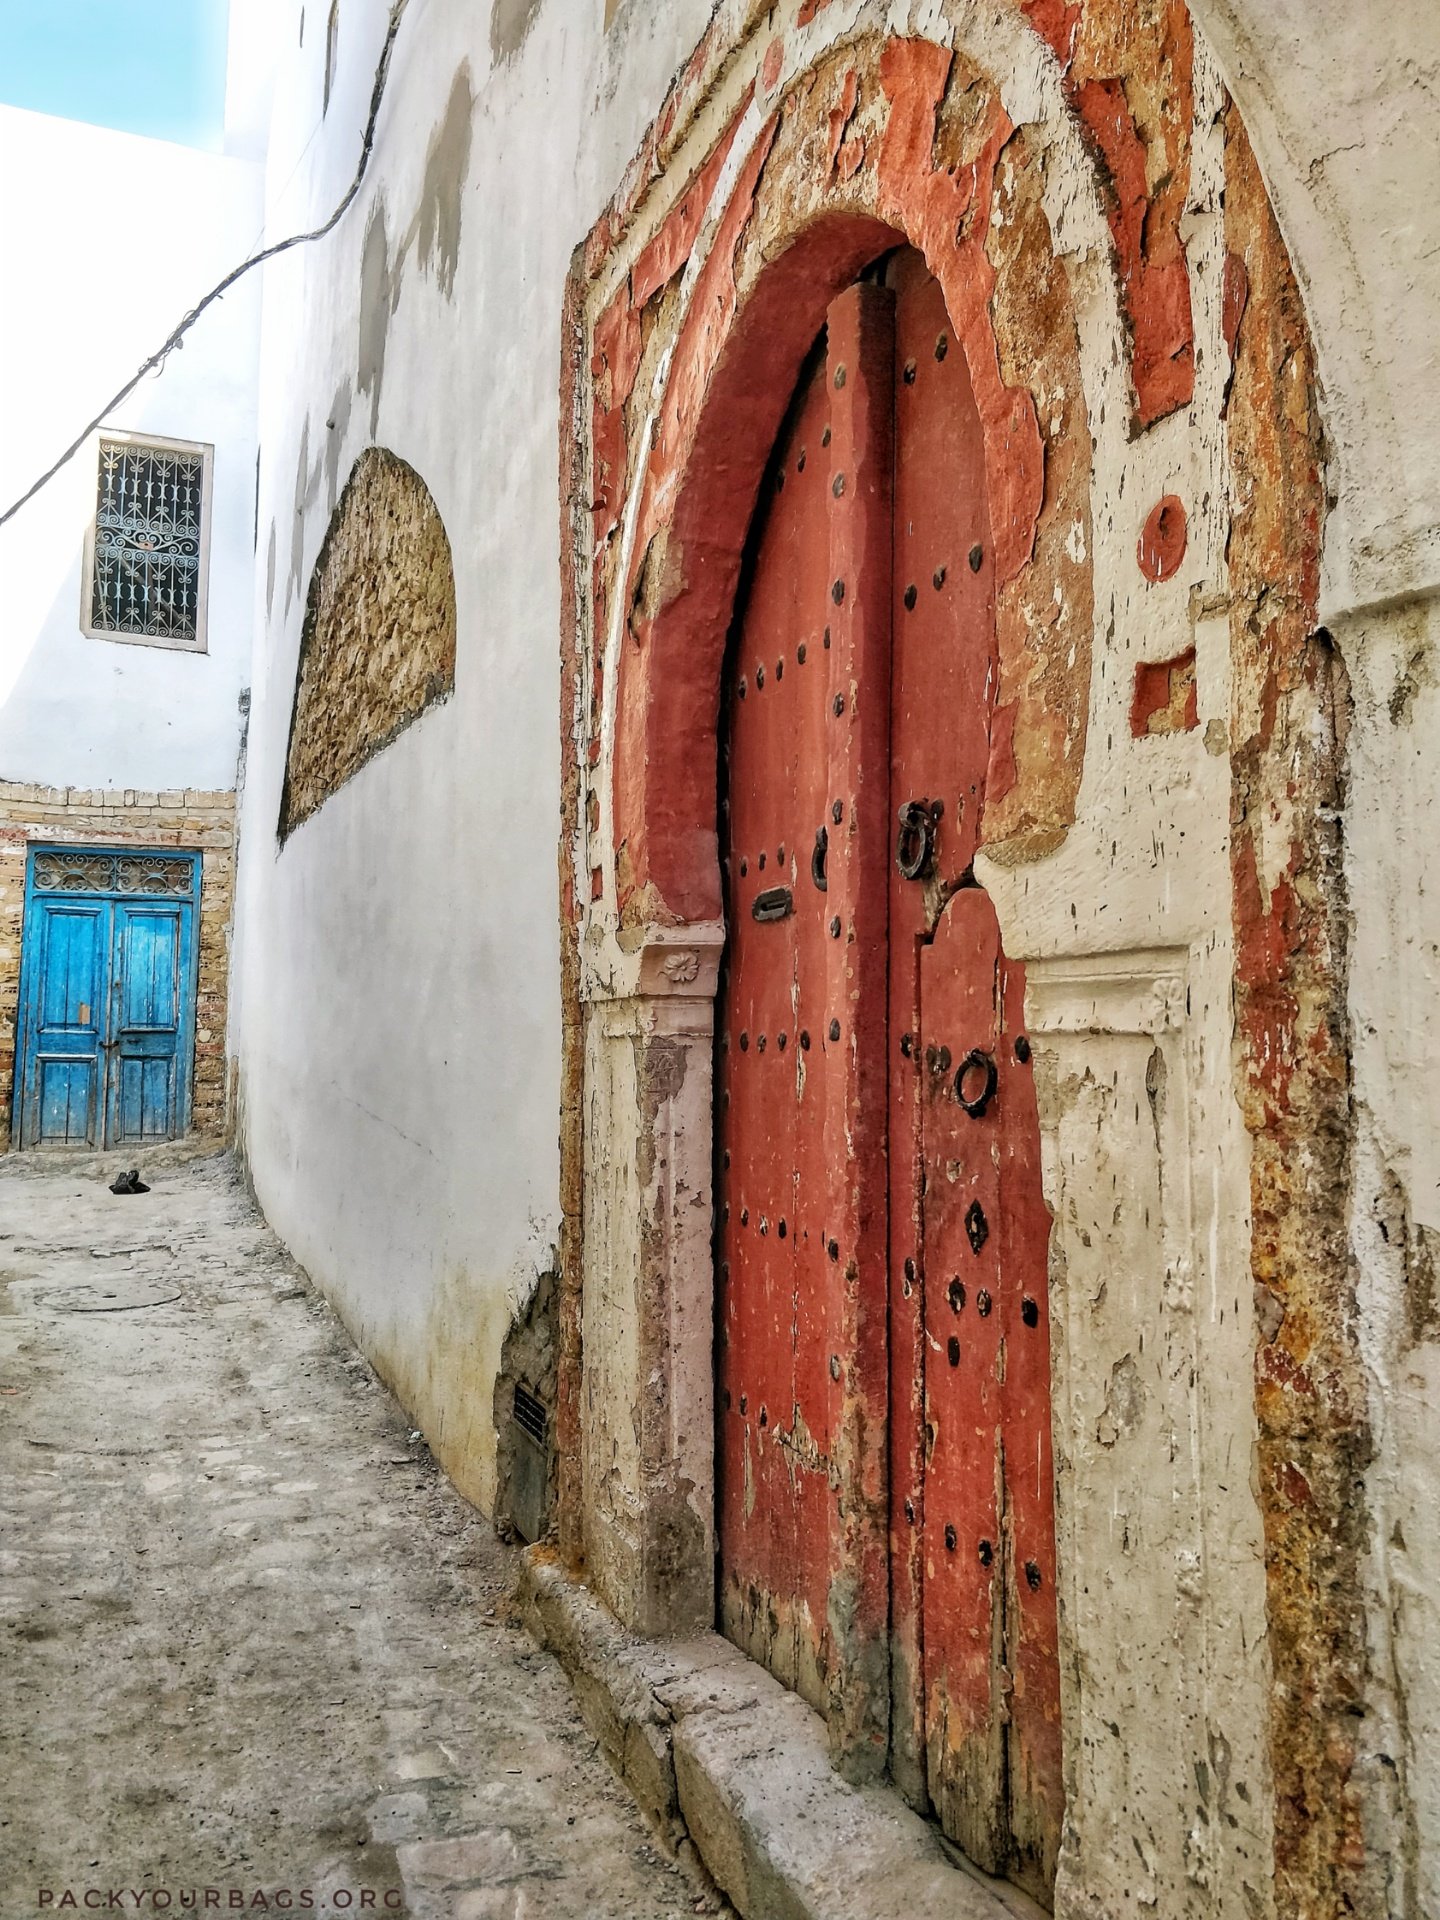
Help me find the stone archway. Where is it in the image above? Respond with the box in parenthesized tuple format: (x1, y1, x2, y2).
(557, 8, 1350, 1916)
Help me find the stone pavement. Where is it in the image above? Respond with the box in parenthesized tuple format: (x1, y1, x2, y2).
(0, 1150, 726, 1920)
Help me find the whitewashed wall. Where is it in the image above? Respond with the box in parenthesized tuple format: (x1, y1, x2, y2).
(231, 0, 716, 1515)
(1191, 5, 1440, 1905)
(0, 107, 261, 793)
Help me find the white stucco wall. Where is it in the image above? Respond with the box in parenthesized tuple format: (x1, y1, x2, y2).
(1190, 7, 1440, 1906)
(231, 0, 716, 1513)
(1190, 0, 1440, 615)
(0, 106, 261, 793)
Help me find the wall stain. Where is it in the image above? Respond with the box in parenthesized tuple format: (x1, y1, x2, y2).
(416, 66, 473, 299)
(490, 0, 542, 64)
(324, 380, 354, 515)
(286, 415, 319, 616)
(358, 200, 393, 439)
(355, 66, 472, 438)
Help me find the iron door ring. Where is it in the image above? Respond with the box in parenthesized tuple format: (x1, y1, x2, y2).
(896, 799, 941, 881)
(955, 1048, 998, 1117)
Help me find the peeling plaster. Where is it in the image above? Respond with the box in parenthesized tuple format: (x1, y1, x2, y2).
(557, 4, 1365, 1914)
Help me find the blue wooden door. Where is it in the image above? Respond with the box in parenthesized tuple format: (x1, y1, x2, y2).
(107, 901, 191, 1145)
(21, 899, 108, 1146)
(15, 849, 198, 1150)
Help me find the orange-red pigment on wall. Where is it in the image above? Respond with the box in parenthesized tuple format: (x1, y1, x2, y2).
(593, 34, 1093, 938)
(1137, 493, 1188, 581)
(1022, 0, 1196, 426)
(1130, 645, 1198, 735)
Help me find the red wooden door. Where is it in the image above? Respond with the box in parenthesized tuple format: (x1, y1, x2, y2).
(717, 250, 1062, 1900)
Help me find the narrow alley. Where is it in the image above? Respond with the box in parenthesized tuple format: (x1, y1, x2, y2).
(0, 1151, 723, 1920)
(2, 2, 1437, 1912)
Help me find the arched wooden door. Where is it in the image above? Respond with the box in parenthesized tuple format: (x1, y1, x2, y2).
(716, 248, 1063, 1903)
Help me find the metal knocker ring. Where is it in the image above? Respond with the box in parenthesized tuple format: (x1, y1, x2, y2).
(954, 1048, 998, 1117)
(896, 799, 939, 881)
(811, 825, 828, 892)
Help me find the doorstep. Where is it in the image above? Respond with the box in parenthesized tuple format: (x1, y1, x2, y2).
(518, 1550, 1045, 1920)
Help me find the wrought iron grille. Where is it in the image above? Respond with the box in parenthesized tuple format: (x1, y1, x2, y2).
(90, 440, 205, 642)
(33, 852, 195, 896)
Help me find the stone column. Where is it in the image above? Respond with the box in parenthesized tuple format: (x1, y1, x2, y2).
(579, 925, 725, 1636)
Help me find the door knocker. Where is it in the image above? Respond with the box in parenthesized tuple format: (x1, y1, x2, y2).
(896, 798, 943, 881)
(954, 1048, 998, 1117)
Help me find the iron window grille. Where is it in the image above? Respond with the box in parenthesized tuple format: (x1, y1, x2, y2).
(83, 432, 213, 651)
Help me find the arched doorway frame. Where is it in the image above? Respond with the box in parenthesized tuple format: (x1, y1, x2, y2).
(556, 6, 1351, 1915)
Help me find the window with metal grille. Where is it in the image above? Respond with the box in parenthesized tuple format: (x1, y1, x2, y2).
(85, 434, 212, 649)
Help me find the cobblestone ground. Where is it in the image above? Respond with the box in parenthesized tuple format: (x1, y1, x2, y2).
(0, 1151, 724, 1920)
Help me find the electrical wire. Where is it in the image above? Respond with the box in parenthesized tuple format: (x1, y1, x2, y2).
(0, 0, 412, 531)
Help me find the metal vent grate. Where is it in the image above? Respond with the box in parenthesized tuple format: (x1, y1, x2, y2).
(513, 1383, 547, 1445)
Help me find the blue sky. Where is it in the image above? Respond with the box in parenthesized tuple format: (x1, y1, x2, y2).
(0, 0, 230, 149)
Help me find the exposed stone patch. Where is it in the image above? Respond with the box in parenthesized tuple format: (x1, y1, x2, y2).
(279, 447, 457, 840)
(1224, 106, 1361, 1920)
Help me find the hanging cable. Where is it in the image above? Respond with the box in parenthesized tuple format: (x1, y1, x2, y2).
(0, 0, 412, 531)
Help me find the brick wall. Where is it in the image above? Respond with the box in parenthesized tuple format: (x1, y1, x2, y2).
(0, 783, 236, 1152)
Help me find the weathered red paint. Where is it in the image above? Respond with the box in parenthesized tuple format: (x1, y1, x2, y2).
(718, 283, 894, 1770)
(1137, 493, 1188, 582)
(875, 42, 1046, 591)
(631, 109, 748, 310)
(719, 250, 1061, 1897)
(1225, 109, 1360, 1917)
(1023, 0, 1196, 427)
(887, 251, 1061, 1897)
(1130, 644, 1199, 735)
(604, 41, 1092, 934)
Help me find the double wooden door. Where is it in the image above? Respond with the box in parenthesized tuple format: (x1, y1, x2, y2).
(716, 250, 1062, 1902)
(15, 847, 199, 1149)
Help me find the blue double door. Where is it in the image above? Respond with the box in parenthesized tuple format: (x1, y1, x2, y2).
(15, 848, 199, 1150)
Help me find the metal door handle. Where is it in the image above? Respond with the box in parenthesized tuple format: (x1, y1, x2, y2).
(954, 1048, 997, 1117)
(896, 799, 942, 880)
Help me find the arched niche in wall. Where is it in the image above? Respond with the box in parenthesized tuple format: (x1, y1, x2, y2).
(279, 447, 456, 841)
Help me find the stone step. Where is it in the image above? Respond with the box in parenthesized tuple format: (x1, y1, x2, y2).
(519, 1550, 1046, 1920)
